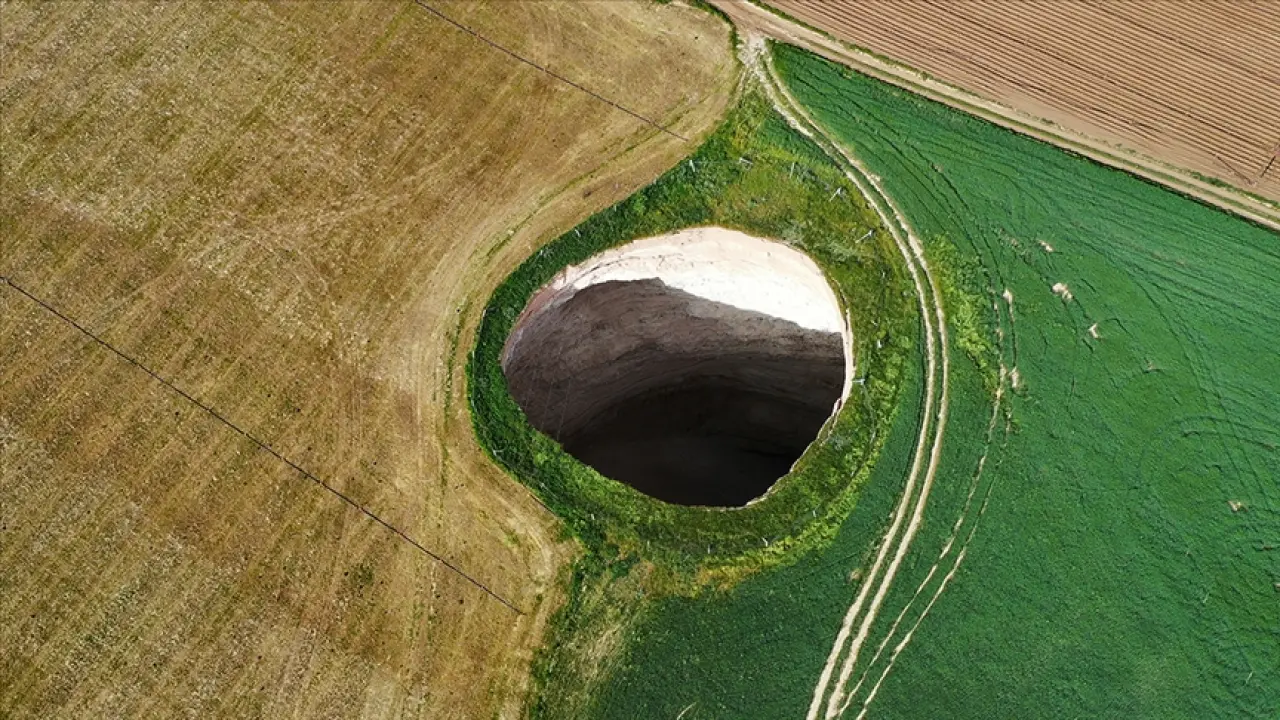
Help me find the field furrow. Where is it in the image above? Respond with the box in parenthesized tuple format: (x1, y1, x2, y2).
(780, 2, 1267, 180)
(810, 0, 1273, 170)
(1088, 4, 1280, 85)
(767, 0, 1280, 201)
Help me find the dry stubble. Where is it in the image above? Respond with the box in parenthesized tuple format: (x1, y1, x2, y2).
(0, 1, 735, 717)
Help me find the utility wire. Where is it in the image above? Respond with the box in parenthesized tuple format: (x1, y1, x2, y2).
(1, 276, 524, 615)
(411, 0, 688, 141)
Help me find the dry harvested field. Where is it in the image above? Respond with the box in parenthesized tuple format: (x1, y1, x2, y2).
(763, 0, 1280, 205)
(0, 1, 734, 716)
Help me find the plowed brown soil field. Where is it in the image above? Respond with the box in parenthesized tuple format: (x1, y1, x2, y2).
(0, 1, 734, 717)
(766, 0, 1280, 204)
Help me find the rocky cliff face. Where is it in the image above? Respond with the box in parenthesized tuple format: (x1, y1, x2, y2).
(503, 278, 844, 506)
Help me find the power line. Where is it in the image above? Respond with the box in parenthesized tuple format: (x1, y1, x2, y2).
(411, 0, 688, 141)
(1, 276, 524, 615)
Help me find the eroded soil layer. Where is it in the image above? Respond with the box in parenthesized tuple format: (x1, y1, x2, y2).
(503, 278, 843, 506)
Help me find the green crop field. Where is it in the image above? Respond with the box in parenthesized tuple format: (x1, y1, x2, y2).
(580, 44, 1280, 719)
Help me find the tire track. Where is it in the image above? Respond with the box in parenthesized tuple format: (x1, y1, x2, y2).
(842, 358, 1011, 717)
(737, 37, 953, 720)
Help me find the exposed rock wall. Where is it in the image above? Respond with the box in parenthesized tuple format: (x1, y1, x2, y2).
(503, 278, 844, 506)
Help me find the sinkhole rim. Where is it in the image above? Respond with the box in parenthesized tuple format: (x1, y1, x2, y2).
(499, 226, 853, 508)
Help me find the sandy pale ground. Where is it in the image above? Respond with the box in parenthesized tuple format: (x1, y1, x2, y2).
(540, 227, 846, 334)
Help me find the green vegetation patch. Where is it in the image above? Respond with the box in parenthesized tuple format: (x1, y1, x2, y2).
(583, 42, 1279, 720)
(588, 73, 1004, 720)
(469, 88, 915, 577)
(468, 87, 922, 715)
(764, 44, 1278, 718)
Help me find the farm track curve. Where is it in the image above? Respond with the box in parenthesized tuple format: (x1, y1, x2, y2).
(739, 37, 953, 720)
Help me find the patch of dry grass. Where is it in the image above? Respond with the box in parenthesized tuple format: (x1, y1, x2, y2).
(0, 1, 735, 716)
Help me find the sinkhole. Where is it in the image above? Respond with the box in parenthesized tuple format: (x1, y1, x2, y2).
(502, 227, 850, 507)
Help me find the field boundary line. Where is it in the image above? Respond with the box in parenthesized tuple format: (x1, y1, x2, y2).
(411, 0, 688, 142)
(711, 0, 1280, 233)
(1, 275, 525, 616)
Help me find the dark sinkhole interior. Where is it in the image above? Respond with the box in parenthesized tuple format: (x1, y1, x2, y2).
(502, 278, 845, 507)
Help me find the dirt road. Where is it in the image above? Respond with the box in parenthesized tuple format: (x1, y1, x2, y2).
(711, 0, 1280, 233)
(737, 36, 954, 720)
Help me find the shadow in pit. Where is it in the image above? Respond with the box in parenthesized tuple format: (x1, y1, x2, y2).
(503, 279, 844, 507)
